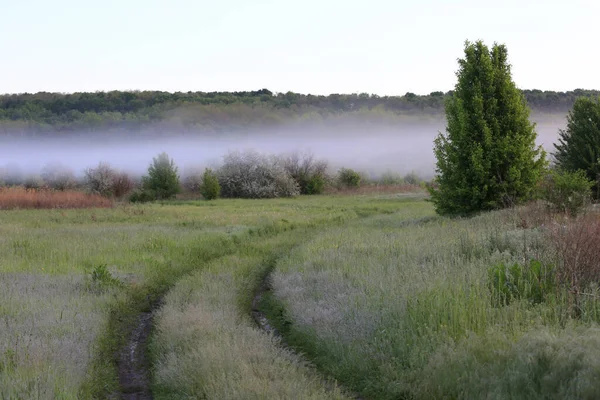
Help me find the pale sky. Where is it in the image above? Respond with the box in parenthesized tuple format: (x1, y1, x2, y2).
(1, 0, 599, 95)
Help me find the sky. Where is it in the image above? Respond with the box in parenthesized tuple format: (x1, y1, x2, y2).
(1, 0, 599, 95)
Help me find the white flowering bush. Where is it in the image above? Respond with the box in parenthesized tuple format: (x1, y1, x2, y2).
(217, 151, 299, 198)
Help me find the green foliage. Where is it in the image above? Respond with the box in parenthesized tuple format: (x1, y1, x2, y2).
(540, 169, 593, 215)
(403, 171, 422, 185)
(129, 190, 156, 203)
(281, 152, 328, 195)
(87, 264, 122, 292)
(379, 171, 404, 185)
(141, 152, 180, 200)
(553, 97, 600, 197)
(2, 89, 597, 135)
(200, 168, 220, 200)
(305, 174, 325, 195)
(430, 40, 547, 215)
(488, 259, 555, 306)
(338, 168, 361, 188)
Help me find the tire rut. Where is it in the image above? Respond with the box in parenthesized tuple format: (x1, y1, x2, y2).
(118, 310, 154, 399)
(251, 273, 365, 400)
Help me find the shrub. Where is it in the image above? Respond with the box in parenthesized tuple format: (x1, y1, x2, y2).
(23, 175, 45, 190)
(403, 171, 422, 185)
(281, 152, 328, 194)
(550, 214, 600, 301)
(86, 264, 123, 293)
(141, 152, 181, 200)
(84, 162, 115, 197)
(379, 171, 404, 185)
(182, 167, 203, 193)
(111, 171, 134, 198)
(217, 151, 299, 198)
(305, 174, 325, 195)
(540, 169, 593, 216)
(200, 168, 220, 200)
(488, 259, 555, 306)
(129, 190, 156, 203)
(41, 163, 77, 191)
(338, 168, 361, 188)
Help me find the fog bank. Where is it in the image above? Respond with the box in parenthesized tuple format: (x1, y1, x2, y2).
(0, 115, 565, 180)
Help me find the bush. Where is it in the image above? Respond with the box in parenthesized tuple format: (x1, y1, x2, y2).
(200, 168, 220, 200)
(338, 168, 361, 188)
(305, 174, 325, 195)
(281, 152, 328, 195)
(217, 151, 299, 199)
(84, 163, 134, 198)
(141, 152, 181, 200)
(84, 162, 115, 197)
(540, 169, 593, 216)
(550, 214, 600, 301)
(379, 171, 404, 185)
(182, 167, 203, 193)
(23, 175, 45, 190)
(403, 171, 422, 185)
(488, 259, 555, 306)
(111, 171, 134, 198)
(129, 190, 156, 203)
(41, 163, 77, 191)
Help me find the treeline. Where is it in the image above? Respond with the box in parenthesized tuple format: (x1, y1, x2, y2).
(0, 89, 598, 135)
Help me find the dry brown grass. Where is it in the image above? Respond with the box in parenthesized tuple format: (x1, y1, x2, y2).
(324, 183, 424, 195)
(0, 187, 113, 209)
(550, 212, 600, 296)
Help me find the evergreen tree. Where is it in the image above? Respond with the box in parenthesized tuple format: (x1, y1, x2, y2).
(430, 40, 546, 215)
(553, 97, 600, 197)
(200, 168, 221, 200)
(142, 152, 181, 200)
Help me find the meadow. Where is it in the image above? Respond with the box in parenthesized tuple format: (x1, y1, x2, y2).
(1, 190, 600, 399)
(0, 193, 421, 399)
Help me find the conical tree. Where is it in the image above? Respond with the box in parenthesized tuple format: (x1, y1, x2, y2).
(430, 40, 546, 215)
(553, 97, 600, 197)
(142, 152, 181, 200)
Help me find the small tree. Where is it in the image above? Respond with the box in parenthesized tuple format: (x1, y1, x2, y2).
(111, 171, 134, 198)
(553, 97, 600, 197)
(200, 168, 220, 200)
(540, 169, 593, 216)
(41, 163, 77, 191)
(84, 162, 115, 197)
(430, 40, 546, 215)
(338, 168, 361, 188)
(141, 152, 180, 200)
(282, 152, 328, 195)
(217, 151, 299, 198)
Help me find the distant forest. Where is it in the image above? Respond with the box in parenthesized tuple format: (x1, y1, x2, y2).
(1, 89, 598, 135)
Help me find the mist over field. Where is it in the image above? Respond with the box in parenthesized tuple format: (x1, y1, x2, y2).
(0, 113, 565, 180)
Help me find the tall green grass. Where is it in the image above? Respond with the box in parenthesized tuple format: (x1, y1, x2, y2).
(268, 208, 600, 399)
(0, 195, 425, 398)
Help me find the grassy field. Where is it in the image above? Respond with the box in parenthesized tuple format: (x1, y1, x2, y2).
(267, 205, 600, 399)
(3, 191, 600, 399)
(0, 194, 423, 399)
